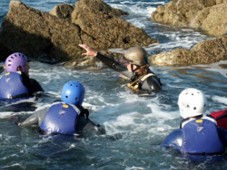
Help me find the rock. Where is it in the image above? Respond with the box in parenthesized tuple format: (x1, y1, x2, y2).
(0, 0, 84, 64)
(0, 42, 13, 62)
(149, 36, 227, 66)
(50, 4, 74, 19)
(71, 0, 157, 49)
(149, 48, 192, 66)
(151, 0, 227, 36)
(0, 0, 157, 68)
(191, 4, 227, 36)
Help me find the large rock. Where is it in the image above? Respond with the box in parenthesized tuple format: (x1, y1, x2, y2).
(149, 36, 227, 66)
(151, 0, 227, 36)
(0, 0, 157, 67)
(71, 0, 157, 49)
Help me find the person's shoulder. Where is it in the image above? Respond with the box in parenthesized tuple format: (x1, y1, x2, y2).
(29, 78, 44, 92)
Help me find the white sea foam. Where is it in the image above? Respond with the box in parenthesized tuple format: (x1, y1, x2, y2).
(212, 96, 227, 105)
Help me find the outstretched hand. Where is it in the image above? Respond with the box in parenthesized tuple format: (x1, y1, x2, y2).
(79, 44, 97, 57)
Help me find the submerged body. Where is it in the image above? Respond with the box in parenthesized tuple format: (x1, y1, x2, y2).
(96, 53, 162, 94)
(19, 80, 104, 136)
(0, 71, 43, 113)
(19, 102, 103, 136)
(162, 116, 227, 154)
(0, 52, 43, 104)
(162, 88, 227, 162)
(79, 44, 162, 95)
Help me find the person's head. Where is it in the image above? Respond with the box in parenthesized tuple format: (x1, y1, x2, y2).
(61, 80, 85, 106)
(4, 52, 29, 75)
(124, 47, 147, 66)
(178, 88, 206, 119)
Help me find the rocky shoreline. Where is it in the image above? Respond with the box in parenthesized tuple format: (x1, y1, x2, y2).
(0, 0, 226, 67)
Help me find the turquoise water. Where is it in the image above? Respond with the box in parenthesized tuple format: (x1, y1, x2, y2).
(1, 0, 227, 169)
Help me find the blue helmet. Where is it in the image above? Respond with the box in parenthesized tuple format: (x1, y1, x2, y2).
(61, 80, 85, 106)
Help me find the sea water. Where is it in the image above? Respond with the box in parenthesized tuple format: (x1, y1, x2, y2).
(0, 0, 227, 169)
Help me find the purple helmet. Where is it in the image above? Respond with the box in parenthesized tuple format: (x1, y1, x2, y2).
(5, 52, 28, 73)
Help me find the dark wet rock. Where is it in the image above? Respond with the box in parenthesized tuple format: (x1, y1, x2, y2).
(0, 42, 13, 62)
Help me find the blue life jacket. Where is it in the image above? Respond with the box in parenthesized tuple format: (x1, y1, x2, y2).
(40, 102, 80, 135)
(181, 116, 225, 154)
(162, 128, 183, 151)
(0, 72, 29, 100)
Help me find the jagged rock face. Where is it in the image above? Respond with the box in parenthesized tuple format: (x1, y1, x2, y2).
(50, 4, 74, 19)
(149, 36, 227, 66)
(0, 1, 79, 64)
(151, 0, 227, 36)
(71, 0, 157, 50)
(0, 0, 157, 68)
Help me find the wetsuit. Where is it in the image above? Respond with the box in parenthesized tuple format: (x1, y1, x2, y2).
(96, 53, 162, 94)
(20, 72, 44, 95)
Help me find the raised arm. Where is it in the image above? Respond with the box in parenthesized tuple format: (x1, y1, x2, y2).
(79, 44, 133, 78)
(19, 107, 48, 127)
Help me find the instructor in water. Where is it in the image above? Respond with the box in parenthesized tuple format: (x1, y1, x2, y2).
(79, 44, 162, 95)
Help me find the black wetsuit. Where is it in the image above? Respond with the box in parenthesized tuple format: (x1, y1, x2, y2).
(96, 53, 162, 94)
(76, 106, 104, 135)
(21, 72, 44, 96)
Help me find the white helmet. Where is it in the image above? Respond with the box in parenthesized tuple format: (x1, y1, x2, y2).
(124, 47, 147, 65)
(178, 88, 206, 119)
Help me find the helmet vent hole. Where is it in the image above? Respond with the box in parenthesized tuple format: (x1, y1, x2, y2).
(65, 95, 68, 98)
(75, 97, 78, 101)
(187, 105, 189, 108)
(193, 107, 197, 110)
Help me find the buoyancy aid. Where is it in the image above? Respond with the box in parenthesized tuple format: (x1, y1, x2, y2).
(40, 102, 80, 135)
(181, 116, 225, 154)
(127, 73, 156, 93)
(0, 72, 29, 100)
(127, 64, 161, 93)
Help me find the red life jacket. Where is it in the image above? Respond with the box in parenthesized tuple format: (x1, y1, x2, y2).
(210, 109, 227, 129)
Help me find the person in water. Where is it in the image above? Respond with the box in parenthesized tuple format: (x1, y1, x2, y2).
(79, 44, 162, 95)
(162, 88, 227, 155)
(19, 80, 103, 136)
(0, 52, 43, 100)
